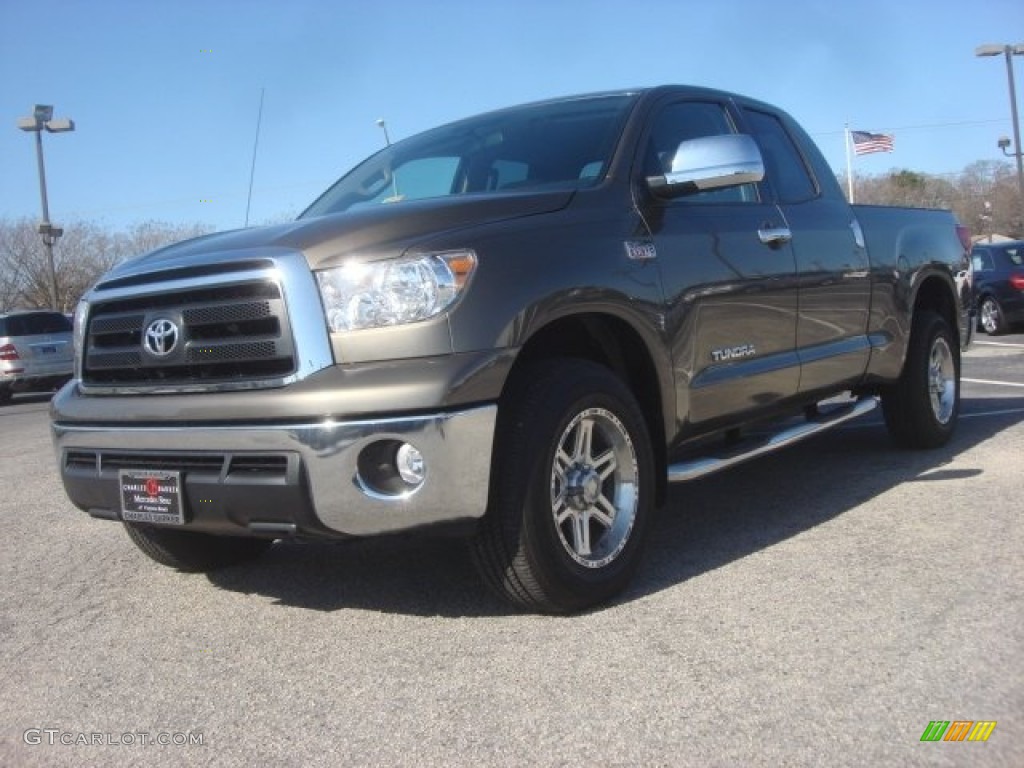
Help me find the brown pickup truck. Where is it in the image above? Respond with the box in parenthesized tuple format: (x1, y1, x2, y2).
(52, 85, 973, 613)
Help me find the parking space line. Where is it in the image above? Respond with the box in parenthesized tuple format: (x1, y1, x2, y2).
(961, 406, 1024, 419)
(838, 403, 1024, 428)
(963, 377, 1024, 389)
(972, 340, 1024, 349)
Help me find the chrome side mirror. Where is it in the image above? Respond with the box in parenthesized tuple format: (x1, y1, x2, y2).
(648, 134, 765, 197)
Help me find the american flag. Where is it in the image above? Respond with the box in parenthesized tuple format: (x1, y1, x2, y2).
(851, 130, 894, 155)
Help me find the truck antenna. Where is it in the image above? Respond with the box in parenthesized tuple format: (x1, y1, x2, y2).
(245, 87, 265, 227)
(376, 118, 392, 146)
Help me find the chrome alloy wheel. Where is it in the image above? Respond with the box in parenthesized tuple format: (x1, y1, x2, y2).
(550, 407, 639, 568)
(980, 298, 1000, 334)
(928, 336, 956, 425)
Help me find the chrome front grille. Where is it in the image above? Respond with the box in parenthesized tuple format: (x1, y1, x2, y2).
(83, 280, 295, 387)
(77, 251, 334, 394)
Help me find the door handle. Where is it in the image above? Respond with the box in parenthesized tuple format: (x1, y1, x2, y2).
(758, 227, 792, 246)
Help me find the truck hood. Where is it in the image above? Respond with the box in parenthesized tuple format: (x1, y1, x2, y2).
(102, 190, 574, 280)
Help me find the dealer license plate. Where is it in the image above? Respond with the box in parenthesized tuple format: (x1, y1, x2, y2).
(119, 470, 184, 525)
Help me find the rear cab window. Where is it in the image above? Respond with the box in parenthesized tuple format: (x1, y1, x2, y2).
(742, 109, 818, 203)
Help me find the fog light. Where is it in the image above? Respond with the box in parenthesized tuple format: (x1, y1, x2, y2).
(355, 439, 427, 498)
(396, 443, 425, 485)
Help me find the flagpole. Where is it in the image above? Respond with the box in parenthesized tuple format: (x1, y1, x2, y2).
(845, 123, 854, 203)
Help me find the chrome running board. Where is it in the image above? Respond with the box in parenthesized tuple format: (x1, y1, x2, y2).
(667, 397, 878, 483)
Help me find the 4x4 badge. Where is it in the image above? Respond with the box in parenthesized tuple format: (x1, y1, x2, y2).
(624, 241, 657, 261)
(144, 318, 179, 357)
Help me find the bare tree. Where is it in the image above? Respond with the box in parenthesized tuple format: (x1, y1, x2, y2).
(121, 220, 212, 258)
(0, 218, 49, 311)
(955, 161, 1022, 240)
(840, 160, 1021, 240)
(53, 223, 123, 310)
(0, 218, 213, 312)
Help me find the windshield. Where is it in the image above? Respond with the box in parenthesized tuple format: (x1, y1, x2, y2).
(300, 93, 638, 219)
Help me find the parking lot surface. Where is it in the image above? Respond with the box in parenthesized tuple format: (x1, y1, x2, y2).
(1, 335, 1021, 767)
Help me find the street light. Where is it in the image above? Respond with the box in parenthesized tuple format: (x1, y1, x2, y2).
(16, 104, 75, 310)
(976, 43, 1024, 222)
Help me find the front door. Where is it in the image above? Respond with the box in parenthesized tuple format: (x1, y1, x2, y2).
(636, 99, 800, 431)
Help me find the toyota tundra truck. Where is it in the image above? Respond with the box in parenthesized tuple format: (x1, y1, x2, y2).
(52, 86, 973, 613)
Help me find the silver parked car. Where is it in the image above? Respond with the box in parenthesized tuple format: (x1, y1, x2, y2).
(0, 310, 74, 403)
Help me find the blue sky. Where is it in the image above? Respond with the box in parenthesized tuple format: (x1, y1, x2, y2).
(2, 0, 1023, 233)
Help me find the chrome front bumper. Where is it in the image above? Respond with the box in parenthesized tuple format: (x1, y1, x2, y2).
(53, 404, 496, 538)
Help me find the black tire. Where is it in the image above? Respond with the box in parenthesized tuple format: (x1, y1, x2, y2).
(124, 523, 273, 572)
(470, 359, 655, 614)
(0, 389, 11, 404)
(979, 296, 1005, 335)
(881, 310, 959, 449)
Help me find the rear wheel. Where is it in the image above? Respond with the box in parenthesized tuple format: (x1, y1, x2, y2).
(124, 523, 273, 572)
(979, 296, 1005, 335)
(881, 310, 959, 449)
(470, 360, 655, 614)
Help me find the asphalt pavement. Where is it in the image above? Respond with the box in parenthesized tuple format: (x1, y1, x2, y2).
(1, 334, 1021, 767)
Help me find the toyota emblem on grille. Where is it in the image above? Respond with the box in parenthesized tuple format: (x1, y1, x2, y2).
(144, 318, 179, 357)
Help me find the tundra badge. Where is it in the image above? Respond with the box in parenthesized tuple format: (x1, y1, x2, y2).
(711, 344, 756, 362)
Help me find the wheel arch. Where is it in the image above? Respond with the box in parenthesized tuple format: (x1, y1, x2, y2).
(503, 312, 670, 506)
(911, 272, 960, 350)
(913, 268, 966, 360)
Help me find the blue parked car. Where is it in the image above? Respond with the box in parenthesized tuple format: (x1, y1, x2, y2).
(972, 240, 1024, 335)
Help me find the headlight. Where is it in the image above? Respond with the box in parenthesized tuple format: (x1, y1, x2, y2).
(316, 250, 476, 333)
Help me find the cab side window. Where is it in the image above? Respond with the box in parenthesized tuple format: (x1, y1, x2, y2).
(644, 102, 757, 204)
(971, 250, 994, 272)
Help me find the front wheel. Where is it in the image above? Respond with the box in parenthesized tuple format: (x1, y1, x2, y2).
(124, 523, 274, 572)
(470, 360, 655, 614)
(881, 310, 960, 449)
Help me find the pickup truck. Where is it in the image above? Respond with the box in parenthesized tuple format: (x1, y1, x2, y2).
(52, 86, 973, 614)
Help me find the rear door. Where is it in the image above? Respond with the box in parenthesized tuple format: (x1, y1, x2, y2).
(636, 98, 800, 430)
(971, 246, 997, 309)
(740, 108, 872, 395)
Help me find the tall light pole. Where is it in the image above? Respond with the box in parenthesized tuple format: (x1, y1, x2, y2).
(976, 43, 1024, 223)
(16, 104, 75, 310)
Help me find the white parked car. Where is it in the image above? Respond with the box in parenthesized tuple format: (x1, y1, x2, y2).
(0, 310, 74, 403)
